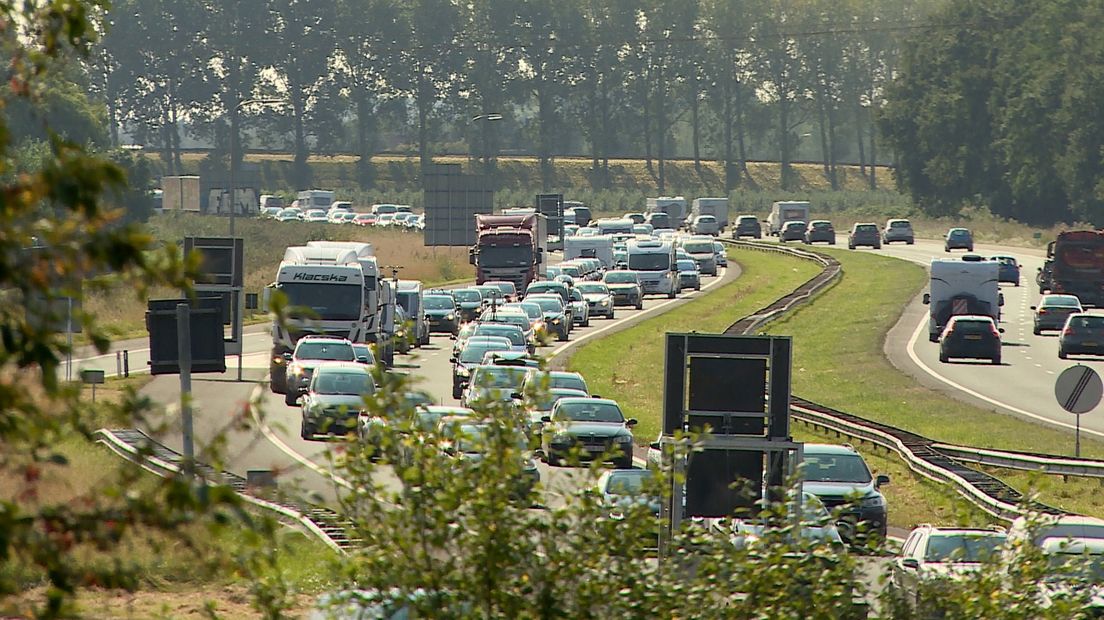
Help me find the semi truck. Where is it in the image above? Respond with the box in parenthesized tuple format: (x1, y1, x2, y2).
(564, 235, 615, 268)
(395, 279, 429, 346)
(646, 197, 690, 229)
(625, 238, 679, 299)
(923, 256, 1002, 342)
(768, 201, 811, 235)
(304, 241, 395, 355)
(692, 198, 729, 231)
(1037, 230, 1104, 305)
(470, 213, 548, 292)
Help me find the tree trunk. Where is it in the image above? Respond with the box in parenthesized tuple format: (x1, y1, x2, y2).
(641, 56, 653, 175)
(735, 81, 748, 179)
(599, 77, 610, 186)
(816, 94, 831, 180)
(827, 102, 838, 190)
(869, 115, 878, 190)
(779, 98, 793, 190)
(356, 89, 374, 189)
(656, 60, 666, 194)
(417, 70, 432, 170)
(856, 104, 867, 178)
(292, 89, 310, 189)
(690, 82, 701, 173)
(723, 80, 735, 191)
(536, 63, 553, 191)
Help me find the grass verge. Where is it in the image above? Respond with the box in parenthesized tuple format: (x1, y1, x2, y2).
(764, 247, 1104, 518)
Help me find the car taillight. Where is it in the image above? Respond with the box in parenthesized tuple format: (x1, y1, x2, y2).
(990, 325, 1001, 337)
(1063, 326, 1075, 336)
(1038, 309, 1047, 314)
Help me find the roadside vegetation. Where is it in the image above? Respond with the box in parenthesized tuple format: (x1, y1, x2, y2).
(766, 247, 1104, 518)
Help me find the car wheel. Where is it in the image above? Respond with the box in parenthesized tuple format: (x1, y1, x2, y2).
(907, 239, 914, 245)
(1059, 349, 1068, 360)
(829, 240, 836, 245)
(636, 301, 644, 310)
(874, 244, 881, 250)
(285, 391, 299, 407)
(558, 330, 569, 342)
(992, 355, 1001, 365)
(582, 318, 590, 327)
(1015, 281, 1020, 287)
(944, 247, 950, 253)
(668, 290, 676, 299)
(696, 284, 701, 291)
(848, 244, 855, 250)
(968, 246, 974, 252)
(300, 418, 313, 440)
(939, 351, 948, 363)
(270, 368, 288, 394)
(608, 311, 616, 320)
(452, 385, 462, 399)
(1033, 325, 1041, 335)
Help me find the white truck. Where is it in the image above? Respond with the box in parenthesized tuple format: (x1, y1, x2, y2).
(625, 238, 679, 299)
(304, 241, 393, 347)
(692, 198, 729, 231)
(646, 197, 690, 229)
(395, 280, 429, 347)
(596, 219, 635, 237)
(297, 190, 335, 211)
(564, 235, 615, 269)
(767, 201, 811, 235)
(923, 256, 1002, 342)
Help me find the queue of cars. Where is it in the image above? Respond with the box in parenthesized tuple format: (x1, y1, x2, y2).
(260, 202, 425, 231)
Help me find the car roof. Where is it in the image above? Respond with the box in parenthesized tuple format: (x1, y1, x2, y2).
(557, 396, 617, 407)
(312, 362, 370, 373)
(421, 405, 474, 415)
(949, 227, 970, 233)
(912, 525, 1006, 536)
(1042, 294, 1081, 304)
(803, 443, 860, 456)
(948, 315, 995, 323)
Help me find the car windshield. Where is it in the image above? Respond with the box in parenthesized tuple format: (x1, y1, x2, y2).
(460, 343, 510, 363)
(683, 242, 713, 253)
(994, 257, 1016, 266)
(295, 342, 355, 361)
(471, 366, 529, 389)
(1044, 296, 1082, 308)
(484, 313, 529, 330)
(507, 303, 542, 319)
(785, 222, 804, 230)
(605, 470, 654, 495)
(576, 284, 609, 295)
(453, 289, 482, 303)
(924, 534, 1005, 563)
(480, 245, 532, 267)
(628, 254, 670, 271)
(533, 390, 583, 411)
(491, 282, 516, 295)
(529, 298, 563, 313)
(1035, 524, 1104, 545)
(528, 284, 563, 296)
(424, 295, 454, 310)
(812, 222, 832, 229)
(1070, 316, 1104, 329)
(551, 374, 588, 392)
(561, 266, 582, 277)
(677, 260, 697, 271)
(803, 453, 873, 483)
(279, 282, 362, 321)
(556, 401, 624, 423)
(713, 242, 724, 252)
(351, 344, 374, 363)
(313, 371, 374, 395)
(473, 326, 525, 346)
(604, 272, 639, 284)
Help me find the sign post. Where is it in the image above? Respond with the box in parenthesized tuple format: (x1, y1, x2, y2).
(1054, 365, 1103, 457)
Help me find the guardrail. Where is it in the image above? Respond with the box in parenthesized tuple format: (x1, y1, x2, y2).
(94, 428, 354, 553)
(931, 443, 1104, 478)
(717, 238, 1065, 521)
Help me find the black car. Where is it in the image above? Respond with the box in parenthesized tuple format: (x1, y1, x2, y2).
(804, 220, 836, 245)
(780, 220, 806, 242)
(1059, 313, 1104, 359)
(939, 315, 1001, 364)
(602, 271, 644, 309)
(732, 215, 762, 239)
(299, 363, 375, 439)
(1033, 294, 1083, 334)
(526, 294, 571, 341)
(802, 444, 889, 542)
(944, 228, 974, 252)
(451, 337, 512, 399)
(848, 223, 881, 249)
(541, 397, 636, 468)
(450, 288, 485, 323)
(423, 293, 461, 335)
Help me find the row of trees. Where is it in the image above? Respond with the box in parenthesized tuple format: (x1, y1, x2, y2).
(91, 0, 940, 193)
(880, 0, 1104, 226)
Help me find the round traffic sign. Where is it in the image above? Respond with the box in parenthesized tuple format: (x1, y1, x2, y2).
(1055, 365, 1103, 415)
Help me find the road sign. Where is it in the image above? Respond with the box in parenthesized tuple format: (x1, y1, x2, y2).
(1055, 365, 1102, 414)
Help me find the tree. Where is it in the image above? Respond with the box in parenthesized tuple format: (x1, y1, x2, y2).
(702, 0, 756, 190)
(753, 0, 806, 190)
(399, 0, 460, 170)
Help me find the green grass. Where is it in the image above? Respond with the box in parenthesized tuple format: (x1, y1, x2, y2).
(765, 247, 1104, 518)
(566, 248, 821, 444)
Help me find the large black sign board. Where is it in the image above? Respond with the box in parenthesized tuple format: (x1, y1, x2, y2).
(536, 193, 564, 240)
(423, 165, 494, 246)
(184, 237, 244, 287)
(146, 297, 227, 375)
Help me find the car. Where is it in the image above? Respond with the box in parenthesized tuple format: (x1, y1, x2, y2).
(451, 322, 479, 357)
(374, 213, 395, 227)
(991, 256, 1020, 286)
(474, 284, 507, 307)
(848, 223, 881, 249)
(1036, 536, 1104, 612)
(780, 220, 806, 242)
(1058, 313, 1104, 359)
(481, 350, 541, 369)
(525, 280, 571, 305)
(484, 280, 518, 301)
(478, 309, 536, 349)
(520, 387, 590, 442)
(593, 468, 661, 520)
(462, 364, 531, 408)
(352, 212, 376, 226)
(803, 220, 836, 245)
(574, 282, 616, 319)
(260, 206, 283, 219)
(603, 271, 644, 309)
(801, 443, 889, 542)
(733, 215, 762, 239)
(719, 492, 843, 550)
(503, 301, 547, 340)
(1033, 294, 1084, 335)
(522, 370, 589, 395)
(939, 315, 1002, 364)
(275, 207, 302, 222)
(541, 397, 636, 468)
(304, 209, 328, 223)
(632, 223, 654, 236)
(544, 265, 563, 279)
(680, 236, 719, 276)
(568, 287, 591, 327)
(562, 224, 579, 238)
(351, 343, 376, 368)
(690, 215, 720, 236)
(883, 219, 915, 245)
(282, 336, 359, 405)
(676, 259, 701, 291)
(645, 212, 671, 230)
(470, 323, 529, 354)
(890, 525, 1006, 606)
(624, 212, 646, 225)
(712, 241, 728, 267)
(1007, 514, 1104, 548)
(558, 263, 584, 281)
(299, 363, 375, 439)
(450, 287, 485, 323)
(423, 293, 461, 335)
(437, 418, 539, 498)
(944, 228, 974, 252)
(525, 294, 571, 341)
(451, 337, 513, 399)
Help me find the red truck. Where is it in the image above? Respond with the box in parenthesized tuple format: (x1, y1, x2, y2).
(469, 213, 548, 291)
(1039, 230, 1104, 305)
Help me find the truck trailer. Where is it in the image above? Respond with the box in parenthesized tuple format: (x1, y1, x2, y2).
(767, 201, 811, 235)
(1038, 230, 1104, 305)
(692, 198, 729, 231)
(923, 256, 1002, 342)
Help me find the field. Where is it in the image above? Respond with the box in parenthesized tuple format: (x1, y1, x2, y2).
(84, 212, 471, 339)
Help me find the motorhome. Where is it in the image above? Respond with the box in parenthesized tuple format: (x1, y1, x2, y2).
(923, 256, 1002, 342)
(625, 238, 679, 299)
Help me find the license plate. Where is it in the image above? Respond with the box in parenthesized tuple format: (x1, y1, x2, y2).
(965, 335, 982, 340)
(1085, 342, 1098, 347)
(585, 444, 605, 452)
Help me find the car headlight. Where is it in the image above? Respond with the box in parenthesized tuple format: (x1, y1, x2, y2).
(600, 299, 609, 306)
(446, 314, 455, 321)
(552, 432, 573, 443)
(615, 435, 633, 443)
(457, 367, 471, 377)
(860, 494, 885, 508)
(289, 365, 303, 376)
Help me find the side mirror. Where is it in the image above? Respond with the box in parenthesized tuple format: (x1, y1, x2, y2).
(541, 415, 552, 424)
(876, 474, 890, 487)
(649, 441, 661, 450)
(922, 293, 930, 305)
(1037, 267, 1043, 272)
(625, 418, 638, 427)
(282, 352, 293, 361)
(1030, 306, 1037, 311)
(357, 356, 369, 363)
(901, 558, 920, 570)
(999, 293, 1005, 307)
(449, 356, 457, 363)
(511, 391, 523, 400)
(468, 254, 476, 266)
(999, 328, 1005, 334)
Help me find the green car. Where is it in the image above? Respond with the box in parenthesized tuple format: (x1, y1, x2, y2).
(541, 397, 637, 468)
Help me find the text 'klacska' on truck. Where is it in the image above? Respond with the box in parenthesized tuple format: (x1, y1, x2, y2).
(1038, 230, 1104, 305)
(923, 255, 1002, 342)
(267, 243, 395, 392)
(470, 213, 548, 292)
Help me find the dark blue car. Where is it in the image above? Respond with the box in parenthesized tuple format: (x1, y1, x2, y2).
(944, 228, 974, 252)
(991, 255, 1020, 286)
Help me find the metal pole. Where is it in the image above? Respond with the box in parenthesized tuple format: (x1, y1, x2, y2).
(116, 350, 122, 377)
(66, 297, 73, 382)
(237, 289, 244, 382)
(1077, 414, 1082, 458)
(176, 303, 195, 478)
(123, 350, 129, 377)
(228, 130, 236, 236)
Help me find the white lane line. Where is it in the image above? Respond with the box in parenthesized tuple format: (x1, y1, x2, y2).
(907, 307, 1104, 438)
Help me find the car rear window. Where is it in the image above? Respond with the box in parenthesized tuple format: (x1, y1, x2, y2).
(812, 222, 832, 229)
(890, 221, 911, 228)
(1045, 296, 1082, 307)
(952, 320, 991, 333)
(1070, 316, 1104, 329)
(856, 225, 877, 232)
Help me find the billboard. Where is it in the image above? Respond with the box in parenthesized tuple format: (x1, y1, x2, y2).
(423, 165, 494, 246)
